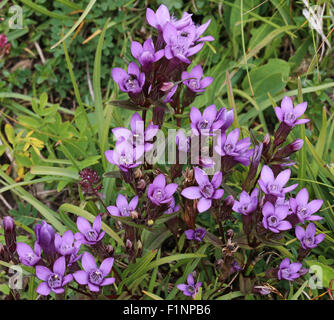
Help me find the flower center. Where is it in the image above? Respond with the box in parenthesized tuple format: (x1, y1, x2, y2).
(285, 112, 295, 122)
(124, 75, 139, 91)
(187, 285, 195, 293)
(281, 268, 290, 279)
(119, 154, 132, 166)
(60, 243, 73, 254)
(305, 236, 314, 246)
(153, 188, 165, 202)
(85, 229, 98, 242)
(297, 206, 308, 217)
(198, 119, 209, 129)
(200, 183, 214, 199)
(121, 206, 130, 216)
(189, 79, 200, 90)
(47, 273, 62, 289)
(25, 252, 36, 263)
(224, 143, 234, 154)
(89, 269, 104, 285)
(268, 215, 278, 227)
(268, 184, 280, 194)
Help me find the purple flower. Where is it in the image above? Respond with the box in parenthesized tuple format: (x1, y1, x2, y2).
(230, 261, 242, 273)
(232, 188, 259, 215)
(185, 228, 206, 241)
(277, 258, 304, 281)
(163, 22, 204, 63)
(182, 65, 213, 92)
(105, 142, 144, 173)
(274, 96, 309, 127)
(177, 273, 202, 299)
(112, 62, 145, 94)
(55, 230, 81, 256)
(253, 286, 271, 295)
(107, 194, 138, 217)
(131, 38, 164, 67)
(36, 256, 73, 296)
(0, 34, 7, 49)
(214, 107, 234, 133)
(289, 188, 323, 224)
(73, 252, 115, 292)
(113, 112, 159, 153)
(16, 242, 41, 266)
(164, 198, 180, 214)
(35, 221, 56, 255)
(147, 174, 178, 206)
(295, 223, 325, 249)
(74, 215, 105, 245)
(190, 105, 227, 136)
(181, 167, 224, 213)
(262, 202, 292, 233)
(258, 165, 298, 197)
(215, 128, 254, 166)
(176, 129, 190, 153)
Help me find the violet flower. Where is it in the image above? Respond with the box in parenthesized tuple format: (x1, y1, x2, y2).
(289, 188, 323, 224)
(55, 230, 81, 256)
(177, 273, 202, 299)
(262, 201, 292, 233)
(147, 174, 178, 206)
(214, 107, 234, 133)
(215, 128, 254, 166)
(131, 38, 164, 67)
(182, 65, 213, 92)
(105, 142, 144, 173)
(107, 194, 138, 217)
(185, 228, 206, 241)
(258, 165, 298, 198)
(274, 96, 309, 127)
(232, 188, 259, 215)
(73, 252, 115, 292)
(112, 62, 145, 94)
(164, 198, 180, 214)
(113, 112, 159, 152)
(295, 223, 325, 249)
(35, 221, 56, 255)
(181, 167, 224, 213)
(16, 242, 41, 267)
(74, 215, 105, 245)
(277, 258, 304, 281)
(36, 256, 73, 296)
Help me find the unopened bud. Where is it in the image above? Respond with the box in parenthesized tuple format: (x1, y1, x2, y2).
(105, 244, 114, 255)
(130, 210, 139, 220)
(136, 179, 146, 190)
(273, 139, 304, 160)
(134, 168, 143, 180)
(3, 216, 16, 254)
(226, 229, 234, 239)
(160, 82, 174, 92)
(137, 240, 142, 251)
(126, 239, 133, 249)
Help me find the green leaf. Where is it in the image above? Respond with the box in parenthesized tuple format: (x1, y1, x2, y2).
(30, 166, 78, 180)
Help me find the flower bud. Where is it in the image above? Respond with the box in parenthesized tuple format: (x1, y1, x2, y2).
(126, 239, 133, 249)
(3, 216, 16, 254)
(130, 210, 139, 220)
(134, 168, 143, 180)
(273, 139, 304, 160)
(136, 179, 146, 190)
(34, 221, 56, 255)
(106, 244, 114, 255)
(226, 229, 234, 240)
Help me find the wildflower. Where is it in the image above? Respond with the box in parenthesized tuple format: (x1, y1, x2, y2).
(79, 168, 101, 193)
(36, 256, 73, 296)
(273, 139, 304, 160)
(55, 230, 81, 256)
(131, 38, 164, 67)
(230, 261, 242, 273)
(107, 194, 138, 217)
(214, 107, 234, 133)
(181, 65, 213, 92)
(253, 285, 271, 295)
(112, 62, 145, 94)
(289, 188, 323, 224)
(177, 273, 202, 299)
(232, 188, 259, 215)
(215, 128, 254, 166)
(262, 202, 292, 233)
(35, 221, 56, 255)
(147, 174, 178, 206)
(74, 215, 105, 245)
(181, 167, 224, 213)
(274, 96, 309, 127)
(242, 143, 263, 191)
(164, 198, 180, 214)
(295, 223, 325, 249)
(185, 228, 206, 241)
(3, 216, 16, 254)
(113, 112, 159, 153)
(73, 252, 115, 292)
(16, 242, 41, 266)
(0, 34, 7, 48)
(258, 165, 298, 198)
(277, 258, 304, 281)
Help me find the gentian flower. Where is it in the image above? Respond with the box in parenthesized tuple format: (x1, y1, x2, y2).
(3, 216, 16, 254)
(214, 107, 234, 133)
(147, 174, 178, 206)
(215, 128, 254, 166)
(55, 230, 81, 256)
(277, 258, 304, 281)
(258, 165, 298, 197)
(105, 142, 144, 173)
(112, 62, 145, 94)
(113, 112, 159, 152)
(190, 105, 226, 136)
(131, 38, 164, 67)
(185, 228, 206, 241)
(182, 65, 213, 92)
(177, 273, 202, 299)
(262, 201, 292, 233)
(74, 215, 105, 245)
(274, 96, 309, 127)
(232, 188, 259, 215)
(35, 221, 56, 255)
(289, 188, 323, 224)
(164, 198, 180, 214)
(295, 223, 325, 249)
(181, 167, 224, 213)
(73, 252, 115, 292)
(16, 242, 41, 266)
(253, 286, 271, 295)
(36, 256, 73, 296)
(230, 261, 242, 273)
(107, 194, 138, 217)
